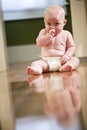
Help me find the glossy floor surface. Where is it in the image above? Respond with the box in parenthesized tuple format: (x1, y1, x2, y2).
(0, 59, 87, 130)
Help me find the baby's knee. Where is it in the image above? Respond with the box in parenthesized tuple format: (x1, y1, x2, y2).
(31, 60, 42, 66)
(72, 57, 80, 64)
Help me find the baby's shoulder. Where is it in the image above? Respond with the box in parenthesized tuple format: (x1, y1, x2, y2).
(62, 30, 72, 35)
(62, 30, 73, 39)
(39, 28, 46, 34)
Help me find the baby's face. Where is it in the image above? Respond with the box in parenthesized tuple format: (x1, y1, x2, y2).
(44, 12, 66, 35)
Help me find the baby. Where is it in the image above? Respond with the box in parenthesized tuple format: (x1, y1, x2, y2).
(26, 5, 80, 75)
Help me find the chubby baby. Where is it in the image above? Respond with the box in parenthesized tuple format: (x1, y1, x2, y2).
(26, 5, 80, 75)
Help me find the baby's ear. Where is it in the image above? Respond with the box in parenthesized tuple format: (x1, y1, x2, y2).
(64, 19, 67, 25)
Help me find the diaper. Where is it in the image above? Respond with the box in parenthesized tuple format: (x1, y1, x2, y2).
(42, 57, 61, 71)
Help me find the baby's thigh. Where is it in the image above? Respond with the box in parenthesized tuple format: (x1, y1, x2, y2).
(31, 60, 48, 67)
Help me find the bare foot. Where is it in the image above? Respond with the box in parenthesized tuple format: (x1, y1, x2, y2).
(26, 66, 42, 75)
(59, 64, 72, 72)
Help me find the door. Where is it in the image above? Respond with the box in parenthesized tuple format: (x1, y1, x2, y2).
(0, 0, 8, 71)
(70, 0, 87, 57)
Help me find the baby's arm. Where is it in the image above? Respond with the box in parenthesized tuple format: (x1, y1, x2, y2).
(36, 29, 52, 47)
(61, 31, 76, 64)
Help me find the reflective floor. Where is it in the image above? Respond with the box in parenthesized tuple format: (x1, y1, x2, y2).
(0, 59, 87, 130)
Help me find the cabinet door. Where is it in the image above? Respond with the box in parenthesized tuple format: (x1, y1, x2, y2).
(70, 0, 87, 57)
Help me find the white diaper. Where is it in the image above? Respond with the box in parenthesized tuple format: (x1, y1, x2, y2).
(42, 57, 61, 71)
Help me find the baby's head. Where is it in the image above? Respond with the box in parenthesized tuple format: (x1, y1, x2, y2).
(44, 5, 67, 34)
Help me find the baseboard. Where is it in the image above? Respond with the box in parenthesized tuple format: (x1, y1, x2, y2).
(8, 44, 41, 63)
(79, 57, 87, 63)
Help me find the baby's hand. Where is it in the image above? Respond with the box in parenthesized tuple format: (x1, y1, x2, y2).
(49, 29, 56, 37)
(61, 55, 70, 64)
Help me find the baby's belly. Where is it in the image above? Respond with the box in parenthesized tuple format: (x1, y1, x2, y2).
(41, 49, 64, 57)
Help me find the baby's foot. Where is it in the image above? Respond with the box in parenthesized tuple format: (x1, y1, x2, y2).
(59, 64, 72, 72)
(26, 66, 42, 75)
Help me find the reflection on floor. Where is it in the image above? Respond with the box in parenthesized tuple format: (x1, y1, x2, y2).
(0, 59, 87, 130)
(12, 81, 45, 118)
(12, 71, 82, 130)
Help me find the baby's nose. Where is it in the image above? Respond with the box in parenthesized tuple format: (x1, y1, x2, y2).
(51, 29, 55, 33)
(51, 26, 55, 29)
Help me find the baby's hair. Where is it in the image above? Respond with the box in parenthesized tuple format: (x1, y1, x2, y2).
(44, 5, 65, 18)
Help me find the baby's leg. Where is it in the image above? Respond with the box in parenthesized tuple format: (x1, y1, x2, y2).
(26, 60, 49, 75)
(59, 57, 80, 72)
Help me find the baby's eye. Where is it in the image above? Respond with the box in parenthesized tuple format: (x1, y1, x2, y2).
(47, 23, 51, 26)
(55, 23, 60, 26)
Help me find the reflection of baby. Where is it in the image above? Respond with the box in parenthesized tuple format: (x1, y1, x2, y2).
(28, 71, 81, 126)
(44, 89, 80, 127)
(26, 5, 80, 75)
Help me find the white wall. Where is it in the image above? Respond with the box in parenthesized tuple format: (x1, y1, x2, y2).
(8, 44, 41, 63)
(2, 0, 66, 21)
